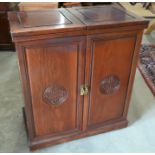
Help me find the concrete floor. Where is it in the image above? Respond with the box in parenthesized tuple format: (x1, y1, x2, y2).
(0, 35, 155, 152)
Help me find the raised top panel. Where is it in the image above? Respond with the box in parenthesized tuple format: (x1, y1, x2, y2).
(18, 10, 71, 28)
(67, 5, 149, 29)
(75, 6, 133, 23)
(8, 8, 85, 40)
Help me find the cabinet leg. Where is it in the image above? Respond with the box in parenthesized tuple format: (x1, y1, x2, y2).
(22, 107, 28, 137)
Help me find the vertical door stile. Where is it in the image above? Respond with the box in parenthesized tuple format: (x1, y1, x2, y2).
(82, 35, 91, 131)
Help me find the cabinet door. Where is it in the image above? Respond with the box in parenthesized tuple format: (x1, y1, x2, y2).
(85, 33, 136, 129)
(22, 37, 85, 137)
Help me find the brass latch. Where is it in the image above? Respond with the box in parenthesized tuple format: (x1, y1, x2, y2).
(80, 85, 89, 96)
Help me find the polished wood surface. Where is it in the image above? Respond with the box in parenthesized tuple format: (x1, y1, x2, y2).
(18, 10, 71, 28)
(8, 8, 85, 39)
(86, 33, 136, 128)
(25, 37, 85, 137)
(68, 5, 133, 22)
(8, 6, 149, 150)
(67, 5, 149, 29)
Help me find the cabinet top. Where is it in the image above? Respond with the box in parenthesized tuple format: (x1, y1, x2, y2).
(67, 5, 148, 29)
(8, 5, 149, 41)
(8, 8, 85, 39)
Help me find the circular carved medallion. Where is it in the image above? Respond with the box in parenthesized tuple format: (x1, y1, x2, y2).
(99, 75, 120, 95)
(43, 85, 68, 105)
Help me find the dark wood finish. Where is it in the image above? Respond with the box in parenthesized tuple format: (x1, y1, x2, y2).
(8, 8, 85, 40)
(67, 5, 148, 29)
(8, 5, 149, 150)
(0, 2, 10, 11)
(18, 10, 71, 28)
(0, 2, 14, 50)
(99, 75, 120, 95)
(25, 37, 85, 137)
(86, 33, 136, 128)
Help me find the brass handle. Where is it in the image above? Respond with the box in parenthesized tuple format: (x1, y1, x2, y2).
(80, 85, 89, 96)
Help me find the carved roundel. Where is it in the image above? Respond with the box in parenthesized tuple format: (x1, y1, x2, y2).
(43, 85, 68, 105)
(99, 75, 120, 95)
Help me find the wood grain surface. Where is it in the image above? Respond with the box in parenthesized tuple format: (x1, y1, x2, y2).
(8, 5, 149, 150)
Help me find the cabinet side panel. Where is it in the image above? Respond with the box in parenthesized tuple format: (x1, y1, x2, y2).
(25, 42, 81, 137)
(88, 36, 136, 127)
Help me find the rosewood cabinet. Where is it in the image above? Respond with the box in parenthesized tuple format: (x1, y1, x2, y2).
(8, 5, 148, 150)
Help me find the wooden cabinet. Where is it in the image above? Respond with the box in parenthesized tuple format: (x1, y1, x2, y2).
(8, 5, 148, 150)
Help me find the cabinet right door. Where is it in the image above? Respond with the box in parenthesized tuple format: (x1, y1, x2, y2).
(86, 33, 137, 129)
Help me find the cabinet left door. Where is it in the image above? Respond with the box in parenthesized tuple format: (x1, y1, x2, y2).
(17, 36, 86, 139)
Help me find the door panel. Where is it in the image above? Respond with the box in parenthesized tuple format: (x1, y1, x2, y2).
(87, 34, 136, 128)
(25, 37, 85, 137)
